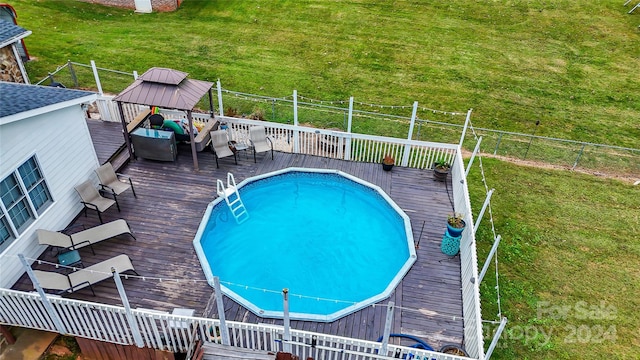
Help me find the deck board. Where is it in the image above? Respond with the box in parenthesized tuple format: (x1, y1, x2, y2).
(12, 119, 464, 350)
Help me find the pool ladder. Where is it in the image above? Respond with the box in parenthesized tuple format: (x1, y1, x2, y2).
(217, 172, 249, 224)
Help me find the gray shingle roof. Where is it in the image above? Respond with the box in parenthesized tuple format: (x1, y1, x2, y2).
(0, 81, 95, 118)
(0, 19, 28, 45)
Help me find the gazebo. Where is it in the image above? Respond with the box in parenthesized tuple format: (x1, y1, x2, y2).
(113, 67, 215, 171)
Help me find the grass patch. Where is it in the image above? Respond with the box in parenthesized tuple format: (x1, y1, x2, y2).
(469, 158, 640, 359)
(13, 0, 640, 148)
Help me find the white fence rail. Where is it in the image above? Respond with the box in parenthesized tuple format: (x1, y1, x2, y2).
(452, 153, 484, 359)
(0, 288, 472, 359)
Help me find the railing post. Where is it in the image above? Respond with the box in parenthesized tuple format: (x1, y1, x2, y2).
(485, 317, 508, 360)
(67, 60, 78, 88)
(112, 268, 144, 347)
(459, 109, 472, 148)
(474, 188, 494, 235)
(401, 101, 418, 167)
(282, 288, 291, 353)
(216, 79, 224, 117)
(479, 235, 501, 284)
(380, 301, 394, 356)
(18, 254, 68, 334)
(213, 276, 230, 345)
(293, 90, 300, 154)
(90, 60, 103, 96)
(466, 136, 483, 177)
(572, 143, 586, 170)
(345, 96, 354, 160)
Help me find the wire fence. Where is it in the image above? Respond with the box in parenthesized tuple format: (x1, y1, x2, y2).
(37, 61, 639, 179)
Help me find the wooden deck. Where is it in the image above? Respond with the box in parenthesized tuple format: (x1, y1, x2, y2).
(13, 119, 464, 349)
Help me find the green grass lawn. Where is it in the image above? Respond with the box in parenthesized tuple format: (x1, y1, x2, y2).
(9, 1, 640, 358)
(468, 159, 639, 359)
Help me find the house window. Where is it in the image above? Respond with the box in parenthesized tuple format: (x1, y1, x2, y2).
(0, 156, 52, 249)
(18, 157, 52, 213)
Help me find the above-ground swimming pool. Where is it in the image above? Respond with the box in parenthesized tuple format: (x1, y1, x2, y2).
(193, 168, 416, 322)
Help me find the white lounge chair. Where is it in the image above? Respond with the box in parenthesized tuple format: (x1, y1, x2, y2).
(37, 219, 136, 255)
(210, 130, 237, 168)
(75, 180, 119, 224)
(249, 126, 273, 163)
(32, 254, 138, 296)
(95, 162, 137, 198)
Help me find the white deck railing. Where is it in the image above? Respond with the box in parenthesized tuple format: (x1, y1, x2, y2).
(0, 288, 472, 360)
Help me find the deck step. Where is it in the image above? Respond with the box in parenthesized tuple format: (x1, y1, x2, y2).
(202, 342, 275, 360)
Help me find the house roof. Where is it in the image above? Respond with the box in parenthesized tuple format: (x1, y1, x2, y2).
(113, 67, 214, 111)
(0, 19, 30, 48)
(0, 81, 96, 121)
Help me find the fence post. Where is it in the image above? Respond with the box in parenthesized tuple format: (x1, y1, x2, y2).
(90, 60, 103, 96)
(474, 188, 494, 235)
(466, 136, 483, 178)
(112, 268, 144, 347)
(485, 317, 508, 360)
(523, 120, 540, 160)
(293, 90, 300, 154)
(380, 301, 395, 356)
(401, 101, 418, 167)
(282, 288, 291, 353)
(67, 60, 78, 88)
(213, 276, 230, 346)
(133, 70, 139, 80)
(18, 254, 68, 334)
(479, 235, 501, 284)
(493, 133, 503, 155)
(216, 80, 224, 117)
(459, 109, 472, 148)
(572, 144, 586, 170)
(345, 96, 354, 161)
(272, 99, 277, 121)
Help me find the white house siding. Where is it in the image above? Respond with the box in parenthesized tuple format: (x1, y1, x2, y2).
(0, 105, 100, 288)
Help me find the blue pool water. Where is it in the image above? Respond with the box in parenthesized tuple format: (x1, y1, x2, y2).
(194, 168, 415, 322)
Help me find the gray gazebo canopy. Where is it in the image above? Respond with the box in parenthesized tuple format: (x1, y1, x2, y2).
(113, 67, 215, 170)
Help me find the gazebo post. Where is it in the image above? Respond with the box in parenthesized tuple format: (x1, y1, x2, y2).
(187, 110, 199, 171)
(116, 101, 134, 161)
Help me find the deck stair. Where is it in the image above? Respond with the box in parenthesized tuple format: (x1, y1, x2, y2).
(216, 172, 249, 224)
(201, 342, 276, 359)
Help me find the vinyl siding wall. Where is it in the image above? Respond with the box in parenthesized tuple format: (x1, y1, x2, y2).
(0, 105, 100, 288)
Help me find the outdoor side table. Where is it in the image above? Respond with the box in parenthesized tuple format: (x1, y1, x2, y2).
(57, 250, 83, 268)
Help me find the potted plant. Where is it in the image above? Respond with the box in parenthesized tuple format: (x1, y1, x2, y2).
(433, 159, 450, 182)
(446, 212, 466, 237)
(382, 154, 395, 171)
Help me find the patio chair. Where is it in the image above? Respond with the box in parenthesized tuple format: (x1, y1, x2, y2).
(249, 126, 274, 163)
(37, 219, 136, 255)
(95, 162, 137, 199)
(32, 254, 138, 296)
(74, 180, 120, 224)
(210, 130, 237, 168)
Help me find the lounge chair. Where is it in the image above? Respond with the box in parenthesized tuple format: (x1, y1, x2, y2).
(95, 162, 137, 198)
(210, 130, 237, 168)
(37, 219, 136, 255)
(32, 254, 138, 296)
(75, 180, 119, 224)
(193, 120, 218, 152)
(249, 126, 274, 163)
